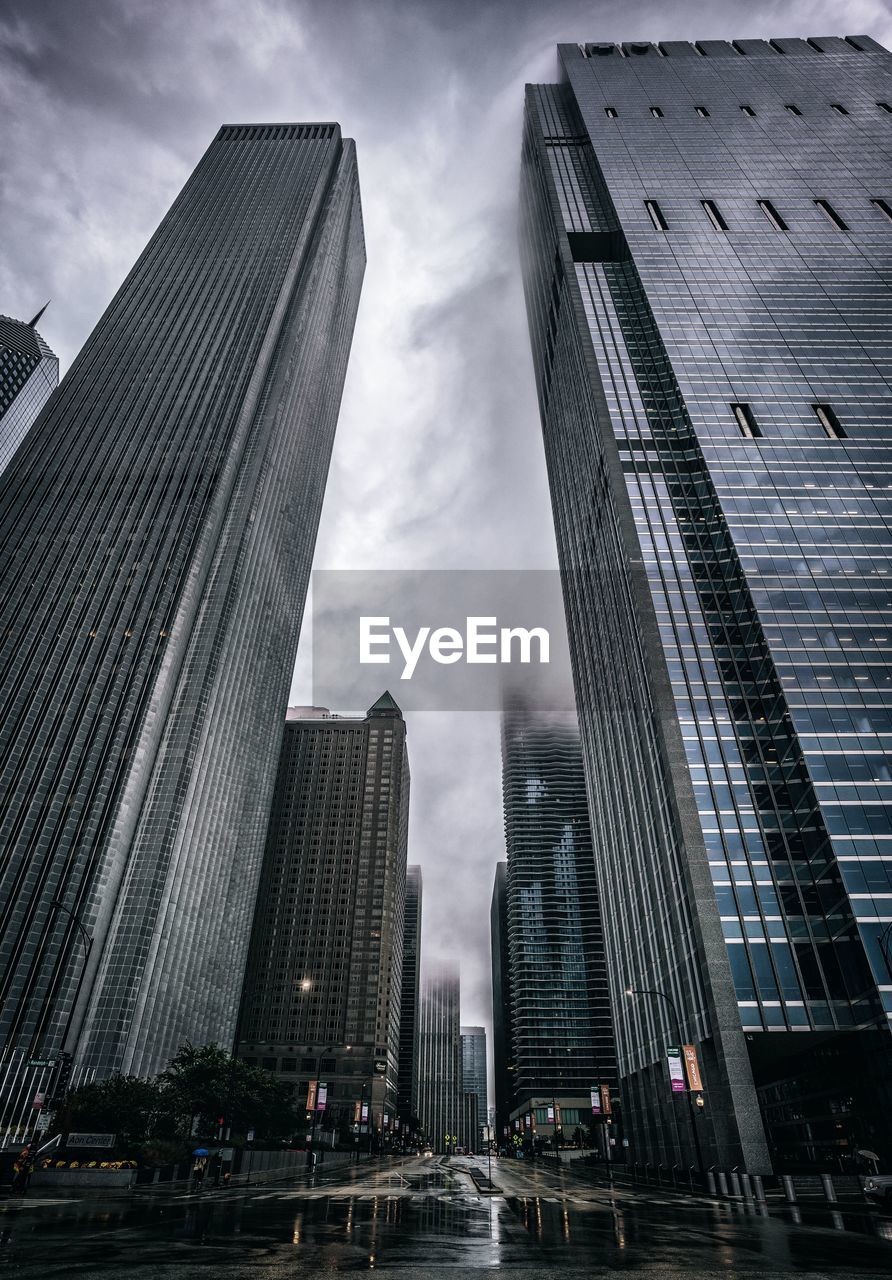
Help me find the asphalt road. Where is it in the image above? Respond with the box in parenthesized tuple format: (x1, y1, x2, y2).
(2, 1154, 892, 1278)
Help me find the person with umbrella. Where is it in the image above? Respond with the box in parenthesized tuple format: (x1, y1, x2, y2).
(191, 1148, 209, 1192)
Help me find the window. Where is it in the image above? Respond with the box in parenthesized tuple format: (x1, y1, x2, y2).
(785, 103, 802, 116)
(813, 404, 846, 439)
(731, 403, 761, 438)
(878, 101, 892, 114)
(604, 106, 618, 119)
(831, 103, 848, 115)
(644, 199, 668, 230)
(871, 197, 892, 223)
(740, 104, 756, 117)
(695, 105, 710, 118)
(650, 105, 664, 118)
(814, 198, 848, 230)
(701, 199, 728, 231)
(757, 199, 788, 230)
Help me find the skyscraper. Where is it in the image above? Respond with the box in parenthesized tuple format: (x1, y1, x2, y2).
(520, 35, 892, 1172)
(490, 861, 514, 1143)
(397, 865, 423, 1136)
(416, 965, 461, 1154)
(0, 123, 365, 1082)
(237, 695, 409, 1141)
(500, 704, 616, 1141)
(460, 1025, 488, 1149)
(0, 307, 58, 475)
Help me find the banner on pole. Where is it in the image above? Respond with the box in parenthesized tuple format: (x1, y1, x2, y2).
(682, 1044, 704, 1091)
(667, 1047, 686, 1093)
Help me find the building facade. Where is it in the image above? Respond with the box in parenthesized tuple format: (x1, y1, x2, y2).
(0, 123, 365, 1083)
(397, 865, 423, 1137)
(460, 1025, 488, 1149)
(237, 696, 409, 1144)
(416, 965, 462, 1153)
(520, 34, 892, 1171)
(490, 861, 514, 1143)
(501, 704, 617, 1139)
(0, 307, 58, 476)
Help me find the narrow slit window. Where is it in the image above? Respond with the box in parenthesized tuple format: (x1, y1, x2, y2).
(732, 403, 761, 439)
(740, 104, 756, 117)
(644, 199, 668, 230)
(758, 199, 788, 231)
(878, 102, 892, 114)
(605, 106, 618, 119)
(813, 404, 846, 439)
(871, 197, 892, 223)
(815, 198, 848, 230)
(650, 105, 664, 118)
(785, 103, 802, 116)
(831, 103, 849, 115)
(702, 199, 729, 231)
(695, 105, 710, 118)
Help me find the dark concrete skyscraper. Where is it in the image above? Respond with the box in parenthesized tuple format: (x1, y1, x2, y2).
(237, 696, 409, 1137)
(397, 865, 423, 1133)
(0, 308, 58, 476)
(500, 705, 616, 1136)
(520, 35, 892, 1172)
(0, 123, 364, 1081)
(490, 861, 514, 1142)
(416, 965, 461, 1154)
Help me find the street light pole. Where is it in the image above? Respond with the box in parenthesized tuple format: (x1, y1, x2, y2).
(626, 987, 705, 1180)
(49, 899, 93, 1056)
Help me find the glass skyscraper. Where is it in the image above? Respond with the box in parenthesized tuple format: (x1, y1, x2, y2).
(521, 34, 892, 1172)
(460, 1025, 488, 1148)
(0, 307, 58, 476)
(416, 965, 462, 1154)
(0, 123, 365, 1082)
(500, 704, 617, 1131)
(397, 864, 423, 1134)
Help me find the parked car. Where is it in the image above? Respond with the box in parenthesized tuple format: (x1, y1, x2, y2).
(864, 1174, 892, 1205)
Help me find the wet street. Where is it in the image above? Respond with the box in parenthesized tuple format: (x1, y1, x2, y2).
(2, 1154, 892, 1278)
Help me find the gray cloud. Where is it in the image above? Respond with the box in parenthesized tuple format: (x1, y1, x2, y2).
(3, 0, 890, 1089)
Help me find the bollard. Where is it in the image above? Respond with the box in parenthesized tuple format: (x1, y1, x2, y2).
(781, 1175, 796, 1204)
(729, 1170, 742, 1198)
(741, 1173, 753, 1203)
(821, 1173, 837, 1204)
(707, 1169, 717, 1196)
(752, 1175, 766, 1204)
(717, 1171, 729, 1196)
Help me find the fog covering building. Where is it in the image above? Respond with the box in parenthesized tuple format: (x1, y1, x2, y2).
(237, 696, 409, 1140)
(416, 965, 462, 1153)
(397, 865, 423, 1134)
(501, 705, 616, 1119)
(460, 1025, 488, 1148)
(520, 35, 892, 1172)
(0, 123, 365, 1082)
(0, 307, 58, 475)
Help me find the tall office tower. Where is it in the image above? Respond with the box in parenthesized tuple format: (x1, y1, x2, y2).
(460, 1025, 488, 1148)
(490, 861, 513, 1142)
(0, 123, 365, 1081)
(416, 965, 462, 1153)
(459, 1090, 479, 1154)
(520, 35, 892, 1172)
(237, 696, 409, 1140)
(397, 865, 423, 1134)
(0, 307, 58, 475)
(501, 704, 617, 1140)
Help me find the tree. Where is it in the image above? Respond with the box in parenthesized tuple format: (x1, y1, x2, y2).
(58, 1074, 163, 1148)
(160, 1042, 298, 1140)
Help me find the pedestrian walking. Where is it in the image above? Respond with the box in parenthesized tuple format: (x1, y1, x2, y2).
(11, 1145, 34, 1196)
(191, 1155, 207, 1192)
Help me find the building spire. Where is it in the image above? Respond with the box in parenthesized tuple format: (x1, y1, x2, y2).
(28, 302, 50, 328)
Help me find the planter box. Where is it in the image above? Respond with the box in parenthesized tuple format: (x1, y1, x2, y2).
(32, 1168, 135, 1188)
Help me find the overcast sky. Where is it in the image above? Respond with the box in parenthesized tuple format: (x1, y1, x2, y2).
(2, 0, 890, 1084)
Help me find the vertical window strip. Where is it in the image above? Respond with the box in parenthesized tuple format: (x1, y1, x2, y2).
(871, 197, 892, 223)
(731, 403, 761, 438)
(695, 105, 710, 118)
(644, 199, 668, 231)
(785, 103, 802, 116)
(831, 103, 849, 115)
(740, 104, 756, 117)
(650, 106, 664, 118)
(605, 106, 618, 119)
(813, 404, 846, 439)
(702, 200, 729, 231)
(878, 102, 892, 114)
(814, 199, 848, 230)
(758, 199, 788, 231)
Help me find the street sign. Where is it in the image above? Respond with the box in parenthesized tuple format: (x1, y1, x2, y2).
(374, 1060, 387, 1074)
(683, 1044, 704, 1091)
(667, 1047, 686, 1093)
(67, 1132, 116, 1148)
(28, 1058, 58, 1069)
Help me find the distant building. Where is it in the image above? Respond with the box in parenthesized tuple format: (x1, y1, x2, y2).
(237, 694, 409, 1146)
(490, 861, 513, 1143)
(500, 703, 617, 1145)
(397, 865, 423, 1139)
(460, 1090, 479, 1154)
(0, 306, 58, 475)
(460, 1025, 488, 1149)
(416, 965, 462, 1153)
